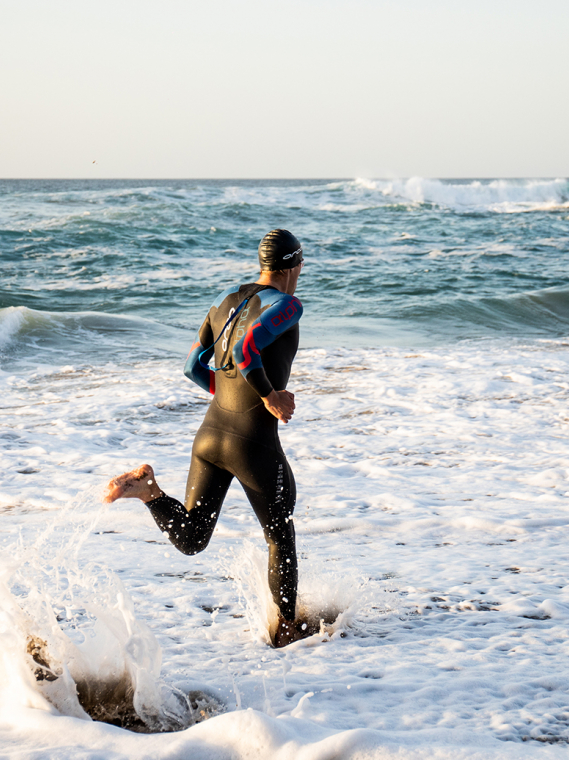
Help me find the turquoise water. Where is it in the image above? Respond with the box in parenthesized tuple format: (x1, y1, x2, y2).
(1, 178, 568, 363)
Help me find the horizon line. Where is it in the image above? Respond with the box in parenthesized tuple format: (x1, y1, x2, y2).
(0, 176, 566, 182)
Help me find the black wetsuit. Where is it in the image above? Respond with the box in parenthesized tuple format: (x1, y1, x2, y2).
(145, 282, 303, 621)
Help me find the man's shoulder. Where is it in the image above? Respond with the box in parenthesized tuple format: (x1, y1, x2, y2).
(211, 283, 303, 316)
(210, 284, 241, 309)
(257, 288, 302, 310)
(259, 292, 303, 334)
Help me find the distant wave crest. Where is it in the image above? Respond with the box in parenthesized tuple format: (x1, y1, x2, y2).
(353, 177, 569, 212)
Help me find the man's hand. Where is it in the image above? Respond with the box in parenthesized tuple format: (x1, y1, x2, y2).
(262, 389, 295, 423)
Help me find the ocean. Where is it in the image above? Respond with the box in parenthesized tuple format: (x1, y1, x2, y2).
(1, 178, 569, 758)
(2, 178, 569, 360)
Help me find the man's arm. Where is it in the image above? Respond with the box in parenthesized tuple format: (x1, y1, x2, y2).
(184, 317, 216, 395)
(233, 294, 302, 421)
(183, 286, 240, 395)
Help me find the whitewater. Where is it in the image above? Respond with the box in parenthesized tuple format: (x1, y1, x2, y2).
(1, 178, 569, 758)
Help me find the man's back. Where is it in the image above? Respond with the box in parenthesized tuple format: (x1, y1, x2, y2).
(187, 283, 302, 415)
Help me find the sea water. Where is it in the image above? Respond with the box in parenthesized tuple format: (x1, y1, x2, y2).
(2, 177, 569, 357)
(1, 178, 569, 758)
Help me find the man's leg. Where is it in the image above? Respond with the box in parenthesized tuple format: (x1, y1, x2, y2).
(237, 452, 298, 622)
(103, 443, 233, 556)
(145, 455, 233, 555)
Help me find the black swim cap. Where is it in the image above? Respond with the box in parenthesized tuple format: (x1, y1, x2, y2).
(258, 229, 303, 272)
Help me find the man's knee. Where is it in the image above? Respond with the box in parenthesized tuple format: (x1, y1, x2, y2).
(168, 531, 212, 556)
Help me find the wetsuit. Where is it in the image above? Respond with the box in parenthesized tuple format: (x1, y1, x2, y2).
(145, 283, 303, 621)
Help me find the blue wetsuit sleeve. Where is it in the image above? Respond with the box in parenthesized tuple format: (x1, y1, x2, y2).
(233, 294, 302, 397)
(184, 316, 216, 395)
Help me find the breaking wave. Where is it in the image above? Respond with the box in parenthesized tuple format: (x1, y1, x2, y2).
(403, 286, 569, 339)
(0, 306, 186, 363)
(353, 177, 569, 212)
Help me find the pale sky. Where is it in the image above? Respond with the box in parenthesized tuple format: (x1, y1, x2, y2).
(1, 0, 568, 178)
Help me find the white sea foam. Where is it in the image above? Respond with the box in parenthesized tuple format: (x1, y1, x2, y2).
(219, 177, 569, 214)
(2, 339, 569, 756)
(353, 176, 569, 212)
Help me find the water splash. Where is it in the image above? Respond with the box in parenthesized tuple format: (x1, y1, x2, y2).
(231, 541, 362, 645)
(0, 486, 194, 732)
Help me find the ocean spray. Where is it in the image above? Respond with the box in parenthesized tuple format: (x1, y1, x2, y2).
(0, 486, 193, 732)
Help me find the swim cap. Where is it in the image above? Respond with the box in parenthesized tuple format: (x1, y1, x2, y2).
(258, 229, 303, 271)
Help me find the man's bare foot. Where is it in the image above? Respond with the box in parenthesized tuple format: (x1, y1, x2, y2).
(103, 464, 162, 504)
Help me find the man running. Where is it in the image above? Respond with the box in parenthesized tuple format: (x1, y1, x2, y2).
(104, 229, 305, 647)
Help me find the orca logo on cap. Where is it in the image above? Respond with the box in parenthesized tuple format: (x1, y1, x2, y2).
(282, 247, 302, 260)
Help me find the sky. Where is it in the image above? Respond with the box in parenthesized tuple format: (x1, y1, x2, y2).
(1, 0, 568, 179)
